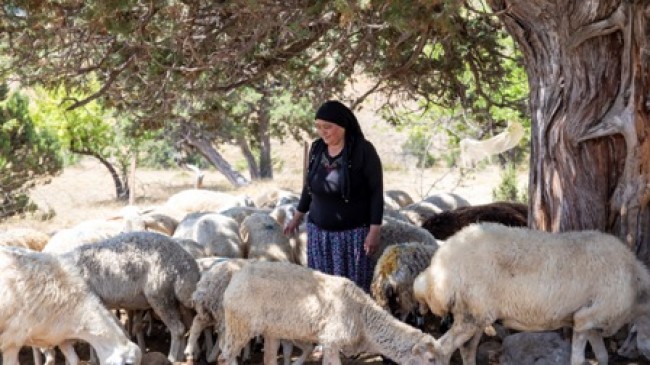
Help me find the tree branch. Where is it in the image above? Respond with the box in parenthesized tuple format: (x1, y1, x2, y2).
(569, 2, 627, 50)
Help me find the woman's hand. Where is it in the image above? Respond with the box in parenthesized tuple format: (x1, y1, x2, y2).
(364, 224, 381, 256)
(283, 211, 305, 235)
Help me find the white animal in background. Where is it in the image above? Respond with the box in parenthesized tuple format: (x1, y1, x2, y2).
(414, 223, 650, 365)
(0, 246, 141, 365)
(459, 121, 525, 168)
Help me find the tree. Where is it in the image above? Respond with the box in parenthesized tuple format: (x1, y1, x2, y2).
(0, 84, 62, 219)
(30, 85, 136, 200)
(484, 1, 650, 265)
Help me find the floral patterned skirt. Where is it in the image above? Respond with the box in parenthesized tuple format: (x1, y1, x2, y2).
(306, 222, 376, 293)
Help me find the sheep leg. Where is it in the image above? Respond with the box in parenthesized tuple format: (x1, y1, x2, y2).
(185, 312, 213, 362)
(321, 346, 342, 365)
(263, 337, 281, 365)
(459, 331, 483, 365)
(290, 341, 313, 365)
(2, 346, 20, 365)
(585, 329, 608, 365)
(32, 347, 43, 365)
(43, 347, 56, 365)
(570, 330, 589, 365)
(437, 318, 481, 365)
(280, 340, 293, 365)
(59, 341, 80, 365)
(148, 295, 187, 362)
(207, 332, 222, 363)
(132, 310, 147, 352)
(203, 327, 215, 361)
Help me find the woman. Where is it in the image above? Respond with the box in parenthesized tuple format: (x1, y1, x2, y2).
(284, 100, 383, 292)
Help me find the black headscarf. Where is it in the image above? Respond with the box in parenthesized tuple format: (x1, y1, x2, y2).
(314, 100, 365, 139)
(308, 100, 364, 201)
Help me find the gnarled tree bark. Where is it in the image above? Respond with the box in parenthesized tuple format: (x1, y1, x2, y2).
(488, 1, 650, 264)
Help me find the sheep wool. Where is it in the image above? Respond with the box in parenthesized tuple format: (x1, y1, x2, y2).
(414, 222, 650, 365)
(219, 261, 441, 365)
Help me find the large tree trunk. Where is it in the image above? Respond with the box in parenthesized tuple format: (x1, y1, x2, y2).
(488, 1, 650, 263)
(237, 136, 261, 180)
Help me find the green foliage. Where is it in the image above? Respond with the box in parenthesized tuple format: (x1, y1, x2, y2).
(0, 85, 63, 220)
(492, 164, 527, 203)
(401, 128, 436, 168)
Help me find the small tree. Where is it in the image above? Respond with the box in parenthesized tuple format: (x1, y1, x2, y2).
(0, 84, 62, 219)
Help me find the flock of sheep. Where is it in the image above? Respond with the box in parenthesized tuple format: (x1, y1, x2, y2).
(1, 186, 649, 365)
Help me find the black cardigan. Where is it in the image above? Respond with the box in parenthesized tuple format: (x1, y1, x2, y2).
(297, 137, 384, 231)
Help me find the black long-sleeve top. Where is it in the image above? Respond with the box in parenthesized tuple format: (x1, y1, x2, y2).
(297, 138, 384, 231)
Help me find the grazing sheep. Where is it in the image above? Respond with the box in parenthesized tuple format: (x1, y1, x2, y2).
(254, 188, 300, 209)
(0, 228, 50, 251)
(174, 213, 244, 258)
(44, 220, 125, 254)
(0, 246, 142, 365)
(219, 261, 441, 365)
(185, 259, 250, 363)
(385, 189, 414, 208)
(398, 193, 469, 226)
(373, 216, 438, 261)
(219, 206, 271, 225)
(240, 213, 296, 263)
(421, 201, 528, 240)
(165, 189, 254, 216)
(413, 223, 650, 365)
(371, 242, 439, 322)
(61, 231, 201, 362)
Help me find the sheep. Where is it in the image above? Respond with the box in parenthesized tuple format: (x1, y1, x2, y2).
(269, 205, 307, 266)
(253, 188, 300, 209)
(385, 189, 414, 208)
(43, 219, 125, 254)
(399, 193, 469, 226)
(0, 246, 142, 365)
(164, 189, 254, 216)
(61, 231, 201, 362)
(239, 212, 296, 263)
(218, 261, 440, 365)
(421, 201, 528, 240)
(174, 213, 244, 258)
(372, 216, 439, 261)
(413, 223, 650, 365)
(219, 206, 272, 225)
(371, 242, 439, 323)
(0, 227, 50, 251)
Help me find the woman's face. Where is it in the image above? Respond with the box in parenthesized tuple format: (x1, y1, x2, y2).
(315, 119, 345, 146)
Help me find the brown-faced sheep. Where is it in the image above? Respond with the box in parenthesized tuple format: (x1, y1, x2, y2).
(413, 223, 650, 365)
(421, 201, 528, 240)
(219, 261, 441, 365)
(0, 228, 50, 251)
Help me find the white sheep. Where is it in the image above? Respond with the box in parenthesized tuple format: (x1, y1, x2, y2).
(413, 223, 650, 365)
(0, 246, 142, 365)
(219, 261, 441, 365)
(61, 231, 201, 362)
(239, 212, 296, 263)
(173, 213, 244, 258)
(399, 193, 469, 226)
(253, 188, 300, 209)
(164, 189, 254, 216)
(0, 227, 50, 251)
(219, 206, 272, 225)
